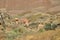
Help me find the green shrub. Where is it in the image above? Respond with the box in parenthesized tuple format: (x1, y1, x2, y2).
(44, 23, 51, 30)
(44, 23, 57, 30)
(51, 24, 57, 30)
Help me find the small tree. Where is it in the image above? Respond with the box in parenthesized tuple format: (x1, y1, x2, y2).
(0, 9, 11, 32)
(0, 12, 6, 29)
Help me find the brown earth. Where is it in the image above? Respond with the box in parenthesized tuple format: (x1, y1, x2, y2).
(0, 0, 51, 10)
(0, 0, 60, 15)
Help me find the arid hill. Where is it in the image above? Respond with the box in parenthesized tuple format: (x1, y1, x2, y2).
(0, 0, 60, 14)
(0, 0, 51, 10)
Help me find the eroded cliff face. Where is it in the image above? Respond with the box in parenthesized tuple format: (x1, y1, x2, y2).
(0, 0, 60, 13)
(48, 0, 60, 12)
(0, 0, 52, 10)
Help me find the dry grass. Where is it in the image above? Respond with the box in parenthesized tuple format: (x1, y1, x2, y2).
(15, 29, 60, 40)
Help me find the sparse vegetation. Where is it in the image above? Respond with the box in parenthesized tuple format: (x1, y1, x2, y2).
(0, 9, 60, 40)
